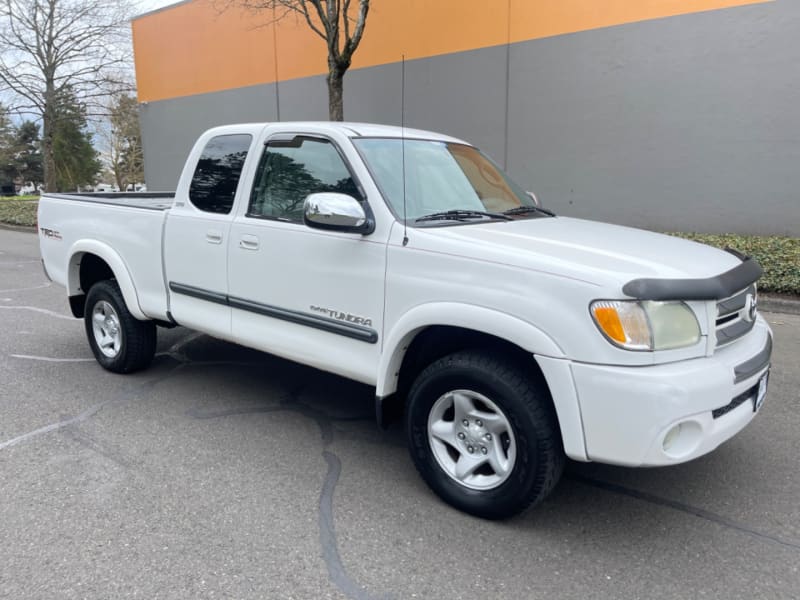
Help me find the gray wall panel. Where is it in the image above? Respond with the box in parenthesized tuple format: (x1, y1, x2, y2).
(506, 1, 799, 235)
(345, 46, 509, 164)
(140, 84, 279, 190)
(274, 75, 328, 121)
(140, 1, 798, 235)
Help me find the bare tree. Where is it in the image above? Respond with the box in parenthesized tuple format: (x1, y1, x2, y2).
(0, 0, 133, 191)
(230, 0, 369, 121)
(100, 92, 143, 192)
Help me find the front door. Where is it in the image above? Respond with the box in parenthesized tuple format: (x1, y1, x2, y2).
(227, 133, 387, 384)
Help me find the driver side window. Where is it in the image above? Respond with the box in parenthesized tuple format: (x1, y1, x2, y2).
(248, 136, 360, 222)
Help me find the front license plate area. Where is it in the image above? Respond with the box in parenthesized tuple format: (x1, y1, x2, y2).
(753, 370, 769, 412)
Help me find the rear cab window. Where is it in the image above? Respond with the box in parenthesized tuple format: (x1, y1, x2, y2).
(188, 134, 253, 214)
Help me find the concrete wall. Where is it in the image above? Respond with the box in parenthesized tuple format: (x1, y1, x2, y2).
(139, 1, 799, 235)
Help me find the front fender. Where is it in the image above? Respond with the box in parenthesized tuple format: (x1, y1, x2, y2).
(377, 302, 565, 398)
(377, 303, 588, 461)
(67, 240, 147, 320)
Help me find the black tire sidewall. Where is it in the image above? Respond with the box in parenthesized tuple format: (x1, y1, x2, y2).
(407, 354, 554, 519)
(84, 280, 155, 373)
(85, 282, 128, 371)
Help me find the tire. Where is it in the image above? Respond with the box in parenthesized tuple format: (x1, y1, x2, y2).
(406, 350, 564, 519)
(84, 280, 156, 374)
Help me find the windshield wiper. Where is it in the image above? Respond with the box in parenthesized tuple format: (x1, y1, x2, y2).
(503, 205, 556, 217)
(415, 209, 512, 223)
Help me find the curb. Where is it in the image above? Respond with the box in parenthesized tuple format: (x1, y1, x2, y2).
(0, 222, 36, 234)
(760, 294, 800, 316)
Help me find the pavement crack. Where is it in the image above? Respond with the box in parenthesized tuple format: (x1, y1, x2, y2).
(60, 420, 137, 469)
(568, 473, 800, 551)
(189, 394, 390, 600)
(0, 365, 183, 452)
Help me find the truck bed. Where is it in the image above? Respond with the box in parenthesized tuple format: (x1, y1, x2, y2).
(38, 192, 174, 321)
(46, 192, 175, 211)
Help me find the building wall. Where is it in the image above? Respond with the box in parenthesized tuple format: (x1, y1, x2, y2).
(134, 0, 798, 235)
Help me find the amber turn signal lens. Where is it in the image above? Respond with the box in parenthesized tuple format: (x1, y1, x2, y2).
(592, 306, 626, 343)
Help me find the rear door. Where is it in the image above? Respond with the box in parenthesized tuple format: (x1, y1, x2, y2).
(227, 131, 388, 384)
(164, 132, 253, 339)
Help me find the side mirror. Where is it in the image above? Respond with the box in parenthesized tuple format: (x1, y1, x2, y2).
(525, 191, 541, 207)
(303, 192, 374, 234)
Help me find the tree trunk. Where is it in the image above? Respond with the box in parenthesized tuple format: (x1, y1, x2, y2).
(42, 116, 57, 193)
(42, 83, 57, 192)
(327, 67, 344, 121)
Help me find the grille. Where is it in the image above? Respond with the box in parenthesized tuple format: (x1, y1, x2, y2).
(715, 284, 756, 347)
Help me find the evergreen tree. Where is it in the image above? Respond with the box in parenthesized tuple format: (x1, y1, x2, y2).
(13, 121, 43, 187)
(51, 91, 101, 192)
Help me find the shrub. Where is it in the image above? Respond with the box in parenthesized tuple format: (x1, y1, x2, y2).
(668, 232, 799, 295)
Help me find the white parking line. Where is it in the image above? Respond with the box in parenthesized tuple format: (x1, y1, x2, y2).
(11, 354, 94, 362)
(0, 282, 51, 293)
(0, 305, 75, 320)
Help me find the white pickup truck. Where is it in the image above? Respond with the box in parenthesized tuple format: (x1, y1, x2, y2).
(38, 122, 772, 518)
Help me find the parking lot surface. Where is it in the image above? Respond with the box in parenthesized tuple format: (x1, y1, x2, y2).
(1, 228, 799, 599)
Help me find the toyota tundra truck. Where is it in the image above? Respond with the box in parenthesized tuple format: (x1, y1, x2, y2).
(38, 122, 772, 518)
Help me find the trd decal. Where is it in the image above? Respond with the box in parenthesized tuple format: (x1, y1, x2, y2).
(39, 227, 62, 240)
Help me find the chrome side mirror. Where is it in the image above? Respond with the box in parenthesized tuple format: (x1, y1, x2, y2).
(303, 192, 374, 234)
(525, 191, 541, 207)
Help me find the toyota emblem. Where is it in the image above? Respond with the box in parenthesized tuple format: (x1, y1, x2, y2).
(743, 293, 758, 322)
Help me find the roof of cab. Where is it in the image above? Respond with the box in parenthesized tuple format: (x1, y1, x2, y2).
(202, 122, 468, 145)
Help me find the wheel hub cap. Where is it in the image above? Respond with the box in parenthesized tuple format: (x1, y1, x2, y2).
(427, 390, 517, 491)
(92, 300, 122, 358)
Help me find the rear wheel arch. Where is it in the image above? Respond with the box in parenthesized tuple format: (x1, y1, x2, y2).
(66, 242, 146, 320)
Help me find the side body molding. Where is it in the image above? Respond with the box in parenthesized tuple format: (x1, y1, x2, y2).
(376, 303, 565, 398)
(67, 240, 147, 320)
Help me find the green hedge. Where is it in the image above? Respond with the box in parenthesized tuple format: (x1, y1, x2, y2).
(0, 198, 38, 227)
(668, 232, 799, 295)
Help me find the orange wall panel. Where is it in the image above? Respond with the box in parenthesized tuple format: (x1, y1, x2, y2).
(508, 0, 771, 41)
(133, 0, 771, 103)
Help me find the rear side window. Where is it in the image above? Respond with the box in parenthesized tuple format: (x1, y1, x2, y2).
(189, 134, 252, 214)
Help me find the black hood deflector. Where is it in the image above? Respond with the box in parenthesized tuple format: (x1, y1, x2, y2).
(622, 252, 763, 301)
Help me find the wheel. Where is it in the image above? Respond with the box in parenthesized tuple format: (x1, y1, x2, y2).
(84, 280, 156, 374)
(406, 350, 564, 519)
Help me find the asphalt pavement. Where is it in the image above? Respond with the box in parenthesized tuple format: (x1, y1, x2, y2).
(1, 228, 799, 600)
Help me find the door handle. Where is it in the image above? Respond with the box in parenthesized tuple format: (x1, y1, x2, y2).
(239, 234, 260, 250)
(206, 229, 223, 244)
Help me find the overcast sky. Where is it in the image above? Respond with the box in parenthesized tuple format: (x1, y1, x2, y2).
(135, 0, 182, 17)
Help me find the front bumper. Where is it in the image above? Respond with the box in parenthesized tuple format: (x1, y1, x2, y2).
(570, 315, 772, 467)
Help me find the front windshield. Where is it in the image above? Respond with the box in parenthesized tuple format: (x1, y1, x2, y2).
(353, 138, 534, 222)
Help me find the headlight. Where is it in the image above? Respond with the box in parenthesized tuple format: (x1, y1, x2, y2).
(590, 300, 701, 351)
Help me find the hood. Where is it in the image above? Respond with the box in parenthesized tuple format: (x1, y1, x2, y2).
(423, 216, 743, 289)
